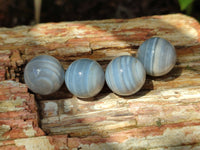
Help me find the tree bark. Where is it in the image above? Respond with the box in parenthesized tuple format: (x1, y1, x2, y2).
(0, 14, 200, 150)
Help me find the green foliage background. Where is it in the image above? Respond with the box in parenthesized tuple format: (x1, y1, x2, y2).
(178, 0, 194, 15)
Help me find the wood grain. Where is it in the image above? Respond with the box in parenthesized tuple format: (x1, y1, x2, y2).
(0, 14, 200, 149)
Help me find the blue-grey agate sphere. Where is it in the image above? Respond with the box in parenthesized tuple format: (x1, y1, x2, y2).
(137, 37, 176, 76)
(24, 55, 65, 95)
(65, 59, 105, 98)
(105, 55, 146, 96)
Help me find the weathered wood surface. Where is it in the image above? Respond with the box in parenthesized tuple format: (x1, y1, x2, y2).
(0, 14, 200, 149)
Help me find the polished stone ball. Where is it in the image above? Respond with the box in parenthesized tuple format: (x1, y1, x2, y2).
(137, 37, 176, 76)
(24, 55, 65, 95)
(105, 55, 146, 96)
(65, 58, 105, 98)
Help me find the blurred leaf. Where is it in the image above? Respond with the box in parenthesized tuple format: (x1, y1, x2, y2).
(178, 0, 194, 11)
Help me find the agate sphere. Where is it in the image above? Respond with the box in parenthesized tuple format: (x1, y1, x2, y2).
(137, 37, 176, 76)
(24, 55, 65, 95)
(105, 55, 146, 96)
(65, 59, 105, 98)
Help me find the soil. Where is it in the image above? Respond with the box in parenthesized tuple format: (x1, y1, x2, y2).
(0, 0, 199, 27)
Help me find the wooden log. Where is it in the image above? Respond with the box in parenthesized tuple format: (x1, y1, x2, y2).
(0, 14, 200, 149)
(0, 81, 45, 141)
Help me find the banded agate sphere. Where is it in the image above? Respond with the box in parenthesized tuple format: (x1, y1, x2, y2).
(24, 55, 65, 95)
(137, 37, 176, 76)
(65, 59, 105, 98)
(105, 55, 146, 96)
